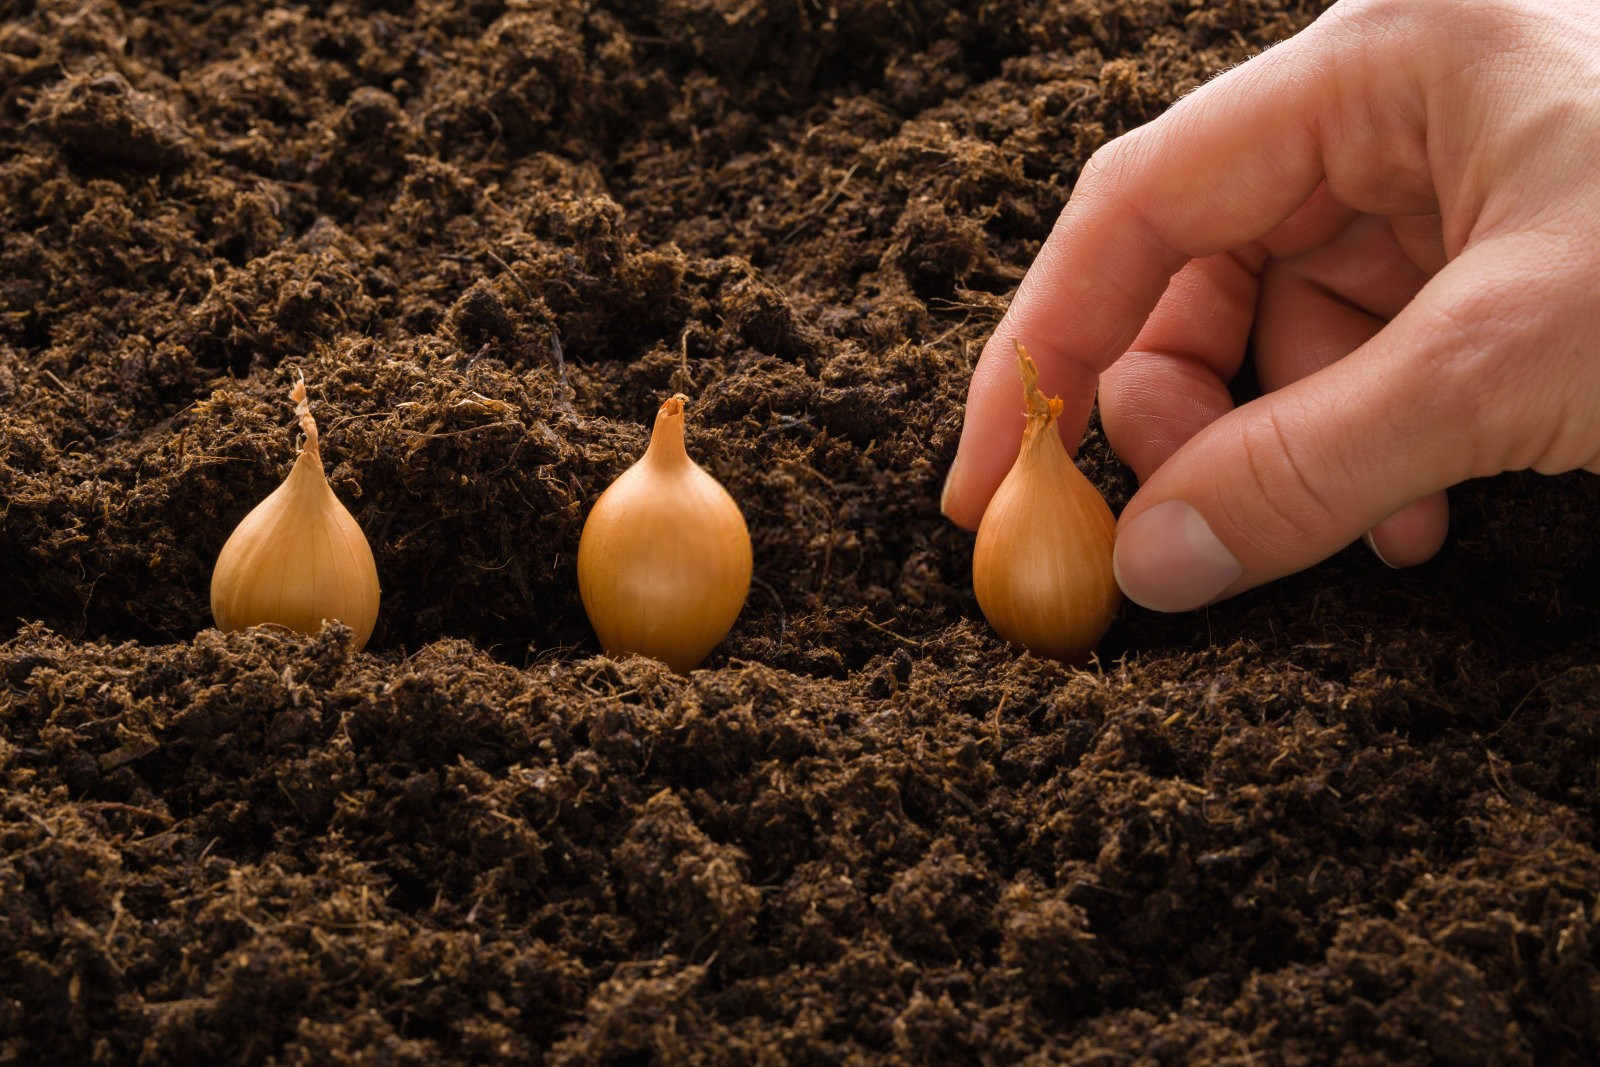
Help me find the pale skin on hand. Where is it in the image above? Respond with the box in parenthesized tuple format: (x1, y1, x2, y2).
(941, 0, 1600, 613)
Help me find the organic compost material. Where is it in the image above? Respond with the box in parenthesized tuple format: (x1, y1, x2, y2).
(3, 1, 1597, 1063)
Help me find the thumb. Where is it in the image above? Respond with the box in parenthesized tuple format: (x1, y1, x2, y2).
(1112, 247, 1521, 612)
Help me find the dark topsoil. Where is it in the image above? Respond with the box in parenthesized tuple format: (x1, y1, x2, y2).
(2, 0, 1597, 1063)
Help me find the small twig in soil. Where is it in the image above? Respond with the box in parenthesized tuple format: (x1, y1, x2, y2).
(861, 615, 923, 649)
(484, 248, 572, 404)
(1484, 748, 1516, 801)
(1487, 664, 1586, 739)
(87, 801, 174, 825)
(98, 738, 159, 772)
(750, 575, 785, 645)
(942, 782, 979, 815)
(988, 693, 1007, 743)
(101, 891, 131, 975)
(549, 329, 569, 403)
(674, 324, 698, 389)
(142, 998, 217, 1016)
(780, 161, 860, 244)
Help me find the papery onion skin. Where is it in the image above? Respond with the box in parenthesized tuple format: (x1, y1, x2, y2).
(210, 383, 381, 651)
(972, 346, 1120, 662)
(578, 395, 752, 673)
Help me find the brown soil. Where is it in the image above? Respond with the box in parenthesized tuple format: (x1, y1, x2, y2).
(2, 0, 1597, 1063)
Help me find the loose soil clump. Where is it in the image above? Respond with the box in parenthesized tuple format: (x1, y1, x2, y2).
(3, 0, 1597, 1063)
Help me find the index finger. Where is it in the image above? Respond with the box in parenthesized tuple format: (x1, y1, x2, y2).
(939, 6, 1435, 530)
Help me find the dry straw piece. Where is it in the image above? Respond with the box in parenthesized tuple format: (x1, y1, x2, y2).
(210, 380, 381, 650)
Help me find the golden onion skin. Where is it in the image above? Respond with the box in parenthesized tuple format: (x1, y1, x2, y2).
(972, 346, 1120, 662)
(210, 384, 381, 651)
(578, 395, 752, 673)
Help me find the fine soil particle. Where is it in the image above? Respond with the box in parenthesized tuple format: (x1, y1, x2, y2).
(2, 1, 1598, 1064)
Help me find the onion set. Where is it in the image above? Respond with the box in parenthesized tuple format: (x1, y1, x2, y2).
(972, 342, 1120, 662)
(577, 394, 752, 673)
(210, 380, 381, 650)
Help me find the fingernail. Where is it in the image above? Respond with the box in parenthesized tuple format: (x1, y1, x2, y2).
(939, 453, 964, 518)
(1113, 500, 1243, 612)
(1362, 529, 1396, 568)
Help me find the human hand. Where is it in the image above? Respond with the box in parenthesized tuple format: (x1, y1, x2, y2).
(940, 0, 1600, 613)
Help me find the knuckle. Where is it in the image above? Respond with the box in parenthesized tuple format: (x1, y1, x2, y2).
(1231, 405, 1340, 544)
(1068, 129, 1166, 243)
(1076, 134, 1142, 201)
(1405, 260, 1589, 477)
(1057, 132, 1155, 249)
(1415, 282, 1529, 423)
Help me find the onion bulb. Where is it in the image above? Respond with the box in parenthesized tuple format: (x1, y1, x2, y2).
(578, 394, 752, 673)
(972, 343, 1120, 662)
(210, 380, 381, 650)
